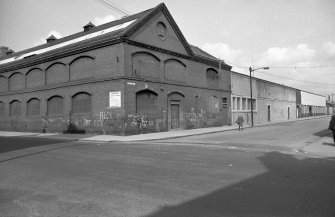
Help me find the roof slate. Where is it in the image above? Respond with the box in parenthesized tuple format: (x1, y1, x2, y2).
(0, 3, 231, 70)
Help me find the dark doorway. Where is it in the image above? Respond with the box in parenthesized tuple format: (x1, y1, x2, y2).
(171, 103, 180, 129)
(267, 105, 271, 121)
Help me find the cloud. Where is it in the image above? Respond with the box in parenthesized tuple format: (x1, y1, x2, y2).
(201, 42, 243, 63)
(322, 41, 335, 56)
(47, 30, 62, 39)
(258, 44, 316, 66)
(93, 15, 116, 26)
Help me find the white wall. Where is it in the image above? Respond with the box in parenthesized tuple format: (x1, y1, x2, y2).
(301, 91, 326, 106)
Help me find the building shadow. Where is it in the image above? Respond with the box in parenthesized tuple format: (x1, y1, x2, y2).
(143, 151, 335, 217)
(314, 129, 332, 138)
(0, 136, 71, 153)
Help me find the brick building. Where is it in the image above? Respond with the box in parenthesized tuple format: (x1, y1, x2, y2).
(0, 3, 232, 135)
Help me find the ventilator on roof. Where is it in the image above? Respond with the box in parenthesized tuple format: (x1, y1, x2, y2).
(46, 35, 57, 43)
(83, 22, 96, 32)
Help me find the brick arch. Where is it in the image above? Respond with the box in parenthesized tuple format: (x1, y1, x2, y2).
(132, 52, 160, 78)
(9, 72, 24, 91)
(206, 68, 219, 80)
(167, 91, 185, 130)
(26, 98, 41, 116)
(69, 56, 95, 81)
(136, 89, 158, 114)
(26, 68, 44, 89)
(46, 62, 68, 85)
(164, 58, 186, 82)
(206, 68, 219, 89)
(9, 100, 21, 117)
(0, 75, 8, 92)
(167, 91, 185, 98)
(47, 95, 64, 116)
(71, 92, 92, 115)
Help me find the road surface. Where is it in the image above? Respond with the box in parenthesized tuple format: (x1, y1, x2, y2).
(0, 117, 334, 217)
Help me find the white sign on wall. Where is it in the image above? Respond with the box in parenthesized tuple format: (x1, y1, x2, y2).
(109, 91, 121, 108)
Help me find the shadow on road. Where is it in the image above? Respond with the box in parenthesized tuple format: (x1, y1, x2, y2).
(0, 136, 73, 153)
(314, 129, 332, 138)
(144, 151, 335, 217)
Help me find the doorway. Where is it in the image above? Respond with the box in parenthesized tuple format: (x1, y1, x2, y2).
(170, 102, 180, 129)
(288, 107, 290, 119)
(267, 105, 271, 121)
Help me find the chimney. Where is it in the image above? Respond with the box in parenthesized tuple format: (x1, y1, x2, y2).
(6, 49, 14, 55)
(83, 22, 95, 32)
(46, 34, 57, 43)
(0, 46, 15, 57)
(0, 46, 9, 58)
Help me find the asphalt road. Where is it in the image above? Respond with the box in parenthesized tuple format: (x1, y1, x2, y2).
(0, 118, 335, 217)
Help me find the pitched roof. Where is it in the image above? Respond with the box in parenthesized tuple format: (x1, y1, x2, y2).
(0, 5, 155, 65)
(0, 3, 231, 70)
(189, 45, 216, 59)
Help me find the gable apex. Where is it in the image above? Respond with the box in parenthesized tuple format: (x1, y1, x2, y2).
(122, 3, 194, 56)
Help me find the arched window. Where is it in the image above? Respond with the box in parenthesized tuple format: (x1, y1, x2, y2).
(0, 101, 5, 116)
(164, 59, 186, 82)
(9, 73, 24, 90)
(136, 90, 158, 114)
(27, 98, 40, 116)
(26, 68, 44, 88)
(132, 52, 160, 78)
(70, 56, 95, 81)
(206, 68, 218, 80)
(0, 76, 7, 92)
(72, 92, 92, 114)
(9, 100, 21, 117)
(46, 62, 68, 85)
(47, 96, 63, 116)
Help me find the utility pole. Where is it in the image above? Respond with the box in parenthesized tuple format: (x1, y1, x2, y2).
(332, 94, 334, 104)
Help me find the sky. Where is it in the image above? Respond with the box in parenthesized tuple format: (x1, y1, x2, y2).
(0, 0, 334, 98)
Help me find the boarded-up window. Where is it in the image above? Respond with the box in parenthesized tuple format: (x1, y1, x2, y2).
(27, 98, 40, 116)
(0, 102, 5, 116)
(72, 92, 91, 114)
(206, 69, 218, 80)
(0, 76, 7, 92)
(207, 96, 220, 113)
(9, 73, 24, 90)
(47, 96, 63, 116)
(46, 63, 68, 85)
(194, 95, 200, 113)
(136, 90, 158, 114)
(26, 68, 44, 88)
(70, 56, 95, 81)
(132, 52, 160, 78)
(206, 68, 219, 89)
(164, 59, 186, 82)
(9, 100, 21, 116)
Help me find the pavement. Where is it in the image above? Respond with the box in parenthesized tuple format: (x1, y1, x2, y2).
(0, 115, 334, 157)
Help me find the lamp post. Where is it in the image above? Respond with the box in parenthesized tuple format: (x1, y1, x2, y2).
(249, 66, 269, 127)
